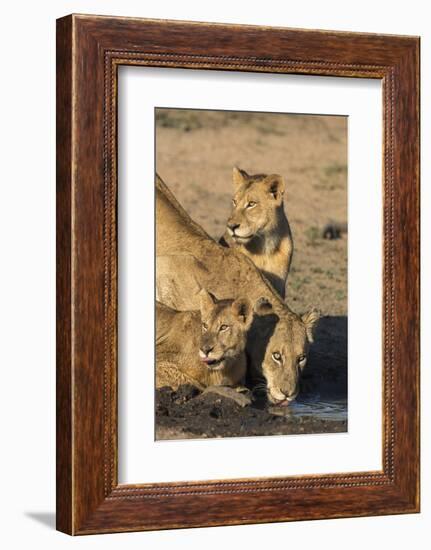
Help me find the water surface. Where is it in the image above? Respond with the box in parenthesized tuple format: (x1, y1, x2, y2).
(270, 396, 348, 424)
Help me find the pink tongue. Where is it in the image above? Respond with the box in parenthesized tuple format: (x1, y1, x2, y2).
(279, 400, 291, 407)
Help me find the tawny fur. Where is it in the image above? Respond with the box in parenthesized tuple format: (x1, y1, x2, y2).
(155, 174, 320, 404)
(220, 167, 293, 298)
(156, 292, 252, 391)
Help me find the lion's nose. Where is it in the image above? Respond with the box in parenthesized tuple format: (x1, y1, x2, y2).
(228, 222, 240, 232)
(201, 345, 214, 356)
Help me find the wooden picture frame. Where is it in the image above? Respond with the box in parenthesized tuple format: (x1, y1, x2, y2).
(56, 14, 420, 535)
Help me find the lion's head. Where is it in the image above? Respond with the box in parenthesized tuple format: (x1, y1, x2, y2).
(251, 299, 320, 404)
(198, 289, 253, 371)
(226, 167, 286, 247)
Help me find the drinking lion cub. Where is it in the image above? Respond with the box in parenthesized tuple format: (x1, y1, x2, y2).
(220, 167, 293, 298)
(156, 289, 253, 391)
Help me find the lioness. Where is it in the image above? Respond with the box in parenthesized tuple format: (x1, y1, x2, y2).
(156, 289, 253, 390)
(219, 167, 293, 298)
(156, 174, 319, 404)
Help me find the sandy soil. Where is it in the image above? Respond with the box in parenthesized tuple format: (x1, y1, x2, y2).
(155, 108, 348, 440)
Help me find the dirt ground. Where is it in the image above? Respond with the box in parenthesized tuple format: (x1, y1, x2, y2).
(155, 108, 348, 440)
(155, 385, 347, 440)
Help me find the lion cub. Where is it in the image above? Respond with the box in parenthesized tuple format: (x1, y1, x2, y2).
(156, 289, 253, 391)
(220, 167, 293, 298)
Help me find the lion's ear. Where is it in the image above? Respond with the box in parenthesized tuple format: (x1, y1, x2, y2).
(233, 166, 248, 187)
(199, 288, 217, 315)
(301, 308, 321, 343)
(254, 296, 274, 316)
(231, 297, 253, 328)
(264, 174, 285, 203)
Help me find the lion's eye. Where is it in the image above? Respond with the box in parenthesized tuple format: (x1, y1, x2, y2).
(246, 201, 257, 209)
(272, 352, 282, 363)
(232, 199, 237, 207)
(202, 323, 208, 331)
(298, 355, 307, 368)
(219, 324, 229, 332)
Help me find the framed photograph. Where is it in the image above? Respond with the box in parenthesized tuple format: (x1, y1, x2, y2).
(56, 14, 420, 535)
(153, 107, 348, 442)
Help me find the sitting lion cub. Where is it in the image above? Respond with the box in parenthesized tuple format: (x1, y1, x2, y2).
(220, 167, 293, 298)
(156, 289, 253, 391)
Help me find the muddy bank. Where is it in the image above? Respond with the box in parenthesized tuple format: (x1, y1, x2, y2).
(155, 384, 347, 441)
